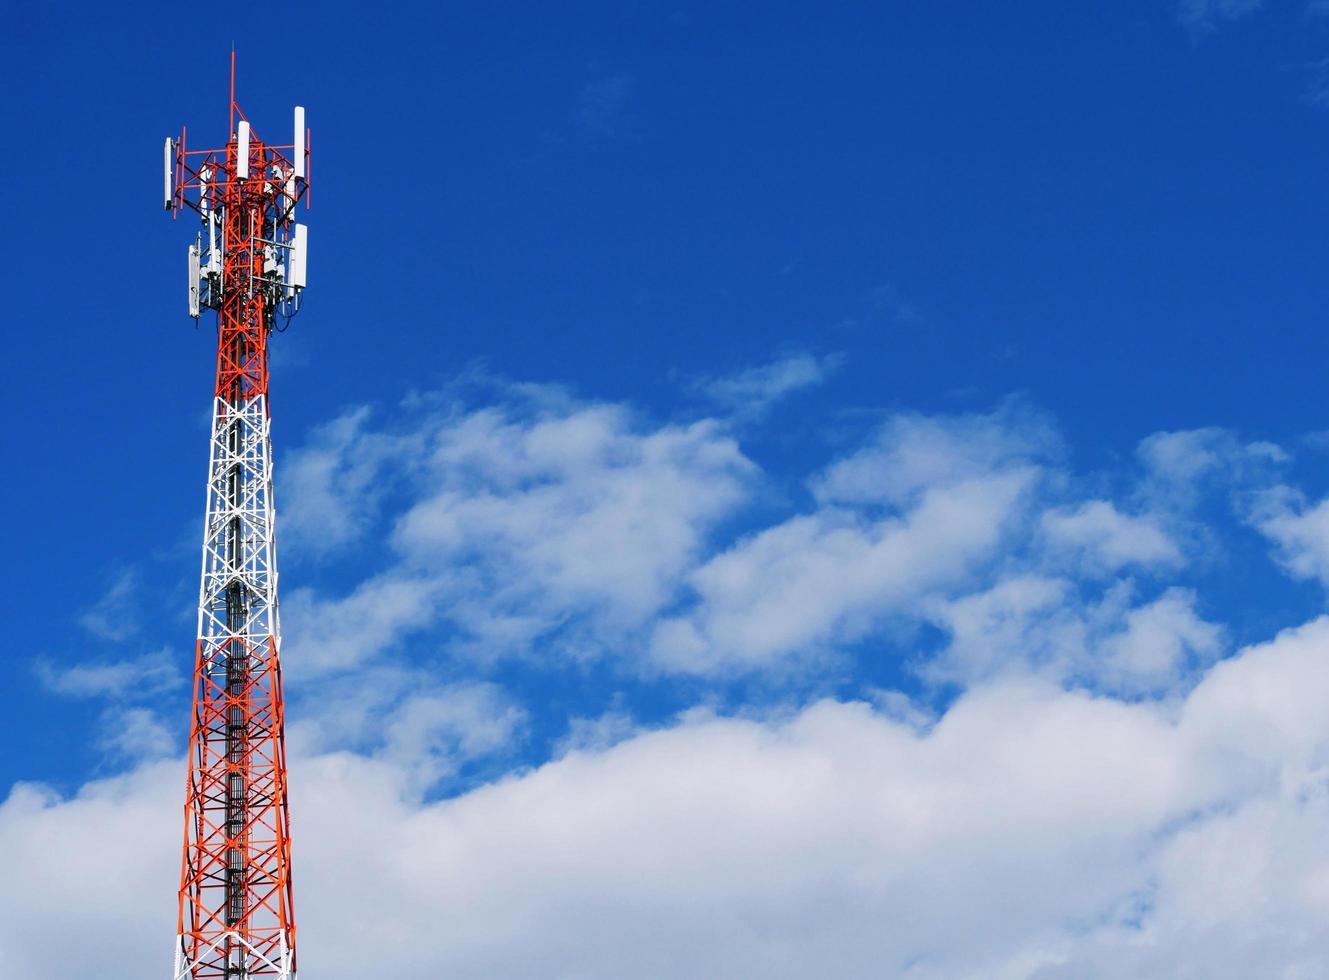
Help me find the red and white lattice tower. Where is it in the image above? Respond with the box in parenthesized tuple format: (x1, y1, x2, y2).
(164, 55, 309, 979)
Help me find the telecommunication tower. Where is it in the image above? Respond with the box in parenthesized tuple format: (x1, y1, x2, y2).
(164, 55, 309, 979)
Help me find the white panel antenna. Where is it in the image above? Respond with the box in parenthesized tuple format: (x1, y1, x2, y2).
(188, 239, 201, 318)
(236, 121, 250, 179)
(290, 223, 308, 288)
(164, 138, 174, 210)
(293, 107, 305, 181)
(207, 212, 221, 274)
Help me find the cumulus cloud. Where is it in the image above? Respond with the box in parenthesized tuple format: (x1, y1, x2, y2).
(9, 617, 1329, 977)
(280, 387, 755, 672)
(104, 707, 176, 762)
(554, 701, 638, 756)
(277, 395, 1269, 684)
(922, 577, 1222, 695)
(285, 668, 526, 791)
(1135, 427, 1286, 510)
(25, 376, 1329, 978)
(1249, 486, 1329, 588)
(392, 403, 753, 635)
(279, 406, 422, 556)
(0, 760, 181, 979)
(1040, 500, 1182, 573)
(652, 467, 1037, 674)
(282, 574, 442, 676)
(1095, 586, 1223, 694)
(812, 402, 1057, 509)
(379, 682, 527, 792)
(652, 404, 1053, 674)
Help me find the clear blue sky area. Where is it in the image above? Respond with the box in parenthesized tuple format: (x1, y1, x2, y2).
(5, 1, 1329, 791)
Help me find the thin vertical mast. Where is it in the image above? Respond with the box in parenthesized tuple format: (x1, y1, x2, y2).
(229, 49, 236, 138)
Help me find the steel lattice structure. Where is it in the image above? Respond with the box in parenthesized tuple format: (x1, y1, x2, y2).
(165, 57, 309, 980)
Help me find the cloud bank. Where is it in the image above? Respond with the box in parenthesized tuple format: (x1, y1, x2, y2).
(13, 374, 1329, 978)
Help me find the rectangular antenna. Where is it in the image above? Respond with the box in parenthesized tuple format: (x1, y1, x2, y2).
(207, 212, 221, 274)
(293, 107, 306, 181)
(236, 121, 250, 179)
(164, 138, 174, 210)
(290, 223, 308, 288)
(188, 240, 201, 318)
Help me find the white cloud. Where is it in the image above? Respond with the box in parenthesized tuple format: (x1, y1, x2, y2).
(281, 574, 442, 676)
(555, 705, 638, 756)
(275, 396, 1264, 687)
(653, 468, 1037, 674)
(280, 389, 755, 671)
(34, 650, 180, 766)
(394, 405, 752, 633)
(279, 406, 422, 556)
(651, 405, 1053, 674)
(1250, 487, 1329, 587)
(923, 574, 1085, 684)
(103, 707, 176, 762)
(18, 376, 1329, 976)
(924, 578, 1222, 696)
(0, 760, 181, 979)
(76, 568, 141, 642)
(285, 667, 524, 778)
(34, 647, 181, 700)
(812, 402, 1057, 509)
(1136, 427, 1286, 509)
(694, 352, 843, 420)
(1041, 500, 1181, 573)
(380, 682, 527, 792)
(1096, 587, 1223, 695)
(9, 617, 1329, 977)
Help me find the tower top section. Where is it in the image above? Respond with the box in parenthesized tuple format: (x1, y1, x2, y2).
(163, 53, 311, 401)
(164, 53, 310, 224)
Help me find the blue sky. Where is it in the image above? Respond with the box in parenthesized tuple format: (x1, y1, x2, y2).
(9, 1, 1329, 976)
